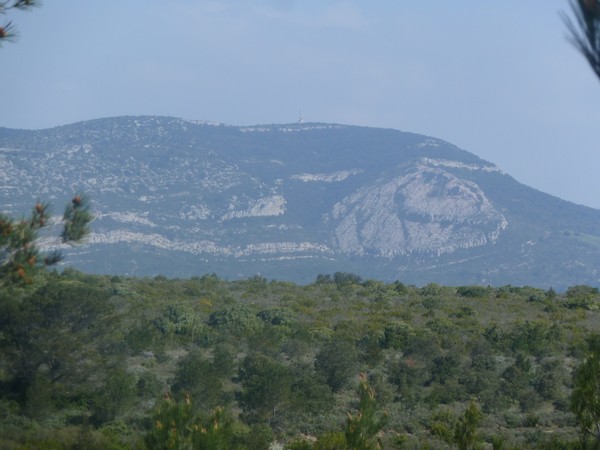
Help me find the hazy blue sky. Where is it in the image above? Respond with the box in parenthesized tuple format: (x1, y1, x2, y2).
(3, 1, 600, 208)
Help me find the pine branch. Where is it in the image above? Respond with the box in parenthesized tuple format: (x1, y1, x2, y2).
(1, 194, 92, 286)
(62, 193, 92, 243)
(0, 20, 16, 43)
(0, 0, 40, 46)
(563, 0, 600, 80)
(0, 0, 40, 14)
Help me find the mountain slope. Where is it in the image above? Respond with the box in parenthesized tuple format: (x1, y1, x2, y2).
(1, 116, 598, 289)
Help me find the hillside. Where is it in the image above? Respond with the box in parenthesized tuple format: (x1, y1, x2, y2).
(1, 271, 599, 448)
(1, 116, 599, 288)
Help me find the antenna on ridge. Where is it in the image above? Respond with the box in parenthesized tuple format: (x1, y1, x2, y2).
(298, 110, 304, 124)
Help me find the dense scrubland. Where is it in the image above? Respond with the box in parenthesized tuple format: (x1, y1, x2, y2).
(2, 269, 600, 449)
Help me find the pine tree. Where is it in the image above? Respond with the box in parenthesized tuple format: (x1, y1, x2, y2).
(454, 399, 483, 450)
(0, 194, 92, 285)
(344, 373, 388, 450)
(145, 393, 239, 450)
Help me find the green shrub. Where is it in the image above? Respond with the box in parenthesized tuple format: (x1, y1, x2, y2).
(208, 304, 261, 335)
(456, 285, 490, 298)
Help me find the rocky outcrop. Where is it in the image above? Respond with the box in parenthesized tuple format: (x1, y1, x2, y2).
(329, 162, 508, 257)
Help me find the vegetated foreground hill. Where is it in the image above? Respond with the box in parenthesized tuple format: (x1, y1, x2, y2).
(1, 116, 599, 289)
(1, 271, 599, 449)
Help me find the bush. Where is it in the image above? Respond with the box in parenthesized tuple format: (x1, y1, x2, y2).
(333, 272, 362, 287)
(315, 338, 359, 392)
(153, 305, 203, 340)
(456, 285, 490, 298)
(208, 304, 261, 335)
(382, 321, 415, 350)
(171, 349, 224, 410)
(257, 307, 294, 325)
(285, 439, 314, 450)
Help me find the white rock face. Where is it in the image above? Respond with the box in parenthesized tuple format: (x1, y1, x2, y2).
(330, 164, 508, 257)
(418, 157, 503, 174)
(291, 169, 362, 183)
(85, 229, 330, 258)
(179, 205, 211, 220)
(97, 211, 157, 227)
(221, 195, 286, 221)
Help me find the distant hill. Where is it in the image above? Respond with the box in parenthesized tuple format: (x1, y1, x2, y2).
(1, 116, 599, 289)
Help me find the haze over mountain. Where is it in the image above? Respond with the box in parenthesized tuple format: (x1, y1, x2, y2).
(1, 116, 599, 289)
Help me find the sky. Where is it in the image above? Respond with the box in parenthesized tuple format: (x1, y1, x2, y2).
(3, 1, 600, 209)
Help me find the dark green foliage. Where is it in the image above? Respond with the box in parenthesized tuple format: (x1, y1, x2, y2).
(171, 348, 224, 411)
(429, 400, 483, 449)
(403, 330, 442, 359)
(333, 271, 362, 287)
(567, 285, 599, 297)
(392, 280, 408, 294)
(452, 305, 476, 318)
(313, 432, 346, 449)
(237, 354, 292, 424)
(429, 407, 455, 445)
(358, 329, 385, 367)
(288, 362, 333, 416)
(314, 273, 333, 285)
(137, 371, 164, 400)
(425, 380, 466, 407)
(0, 279, 111, 413)
(457, 285, 491, 298)
(420, 282, 444, 297)
(285, 439, 314, 450)
(501, 354, 534, 405)
(240, 423, 274, 450)
(208, 304, 261, 335)
(257, 307, 294, 325)
(534, 359, 567, 401)
(510, 321, 562, 356)
(571, 334, 600, 446)
(126, 324, 162, 353)
(460, 351, 502, 412)
(315, 338, 360, 392)
(382, 321, 414, 350)
(153, 305, 203, 341)
(91, 367, 136, 425)
(428, 353, 460, 385)
(211, 344, 236, 379)
(483, 324, 502, 347)
(387, 355, 427, 407)
(564, 285, 600, 310)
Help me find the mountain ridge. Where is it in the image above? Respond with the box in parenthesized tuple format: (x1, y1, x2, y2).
(1, 115, 599, 289)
